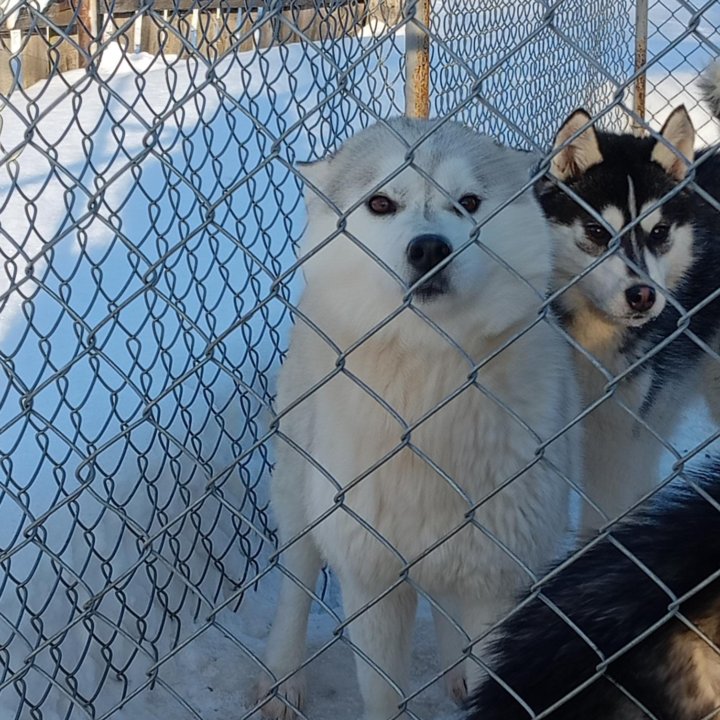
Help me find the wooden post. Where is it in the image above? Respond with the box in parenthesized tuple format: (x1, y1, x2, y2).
(76, 0, 99, 66)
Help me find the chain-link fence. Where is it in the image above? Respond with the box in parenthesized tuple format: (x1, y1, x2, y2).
(1, 0, 720, 718)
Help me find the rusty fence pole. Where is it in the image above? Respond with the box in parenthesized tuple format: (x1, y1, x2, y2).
(405, 0, 431, 118)
(76, 0, 100, 67)
(632, 0, 648, 132)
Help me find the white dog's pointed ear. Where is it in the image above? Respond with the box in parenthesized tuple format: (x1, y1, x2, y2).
(550, 109, 603, 181)
(651, 106, 694, 180)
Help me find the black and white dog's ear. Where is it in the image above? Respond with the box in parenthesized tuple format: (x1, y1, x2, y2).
(651, 106, 695, 181)
(549, 109, 603, 181)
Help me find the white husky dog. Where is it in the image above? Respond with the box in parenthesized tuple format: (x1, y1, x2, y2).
(257, 118, 581, 720)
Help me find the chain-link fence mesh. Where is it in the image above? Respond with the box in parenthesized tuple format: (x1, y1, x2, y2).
(646, 0, 720, 143)
(430, 0, 634, 146)
(0, 0, 719, 718)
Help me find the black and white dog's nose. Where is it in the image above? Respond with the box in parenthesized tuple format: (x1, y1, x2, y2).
(625, 284, 656, 313)
(406, 235, 452, 274)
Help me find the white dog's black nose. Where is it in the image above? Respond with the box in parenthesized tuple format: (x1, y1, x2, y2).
(625, 284, 656, 313)
(407, 235, 452, 274)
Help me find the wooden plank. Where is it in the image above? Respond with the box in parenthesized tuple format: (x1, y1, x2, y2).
(196, 8, 225, 59)
(139, 10, 160, 55)
(216, 10, 257, 57)
(97, 0, 340, 14)
(207, 8, 231, 56)
(298, 4, 358, 43)
(5, 8, 77, 34)
(47, 32, 80, 75)
(140, 10, 184, 57)
(2, 0, 362, 33)
(0, 42, 16, 94)
(233, 8, 257, 53)
(365, 0, 399, 26)
(0, 0, 369, 88)
(21, 33, 50, 87)
(74, 0, 99, 63)
(99, 12, 137, 54)
(170, 12, 193, 55)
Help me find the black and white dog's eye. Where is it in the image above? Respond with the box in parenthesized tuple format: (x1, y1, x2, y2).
(649, 224, 670, 244)
(366, 195, 397, 215)
(585, 222, 611, 244)
(458, 194, 481, 214)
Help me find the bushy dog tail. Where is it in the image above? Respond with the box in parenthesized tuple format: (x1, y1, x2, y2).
(699, 60, 720, 120)
(466, 457, 720, 720)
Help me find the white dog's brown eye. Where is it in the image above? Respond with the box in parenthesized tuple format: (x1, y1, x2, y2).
(649, 224, 670, 245)
(585, 222, 611, 244)
(458, 194, 481, 214)
(366, 195, 397, 215)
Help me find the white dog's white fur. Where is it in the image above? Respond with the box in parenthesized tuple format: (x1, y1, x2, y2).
(257, 118, 581, 720)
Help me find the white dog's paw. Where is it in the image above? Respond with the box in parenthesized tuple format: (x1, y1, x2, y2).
(255, 672, 306, 720)
(443, 665, 468, 706)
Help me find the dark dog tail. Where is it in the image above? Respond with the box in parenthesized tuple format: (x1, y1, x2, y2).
(466, 457, 720, 720)
(699, 61, 720, 120)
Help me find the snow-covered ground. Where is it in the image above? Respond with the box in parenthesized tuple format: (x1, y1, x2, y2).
(1, 5, 720, 720)
(0, 24, 410, 720)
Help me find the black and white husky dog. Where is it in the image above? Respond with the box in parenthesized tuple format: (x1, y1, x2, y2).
(535, 65, 720, 532)
(467, 457, 720, 720)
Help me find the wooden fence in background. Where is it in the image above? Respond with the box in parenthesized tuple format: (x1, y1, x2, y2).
(0, 0, 400, 92)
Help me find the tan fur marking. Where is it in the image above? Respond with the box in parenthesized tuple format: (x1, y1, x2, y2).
(551, 110, 604, 181)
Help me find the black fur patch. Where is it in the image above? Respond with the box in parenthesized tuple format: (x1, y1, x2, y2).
(467, 458, 720, 720)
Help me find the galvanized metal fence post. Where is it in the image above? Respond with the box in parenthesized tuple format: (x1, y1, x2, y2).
(633, 0, 648, 130)
(405, 0, 431, 118)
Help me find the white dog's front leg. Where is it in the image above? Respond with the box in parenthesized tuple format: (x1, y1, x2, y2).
(341, 577, 417, 720)
(458, 593, 512, 694)
(430, 593, 469, 705)
(257, 533, 323, 720)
